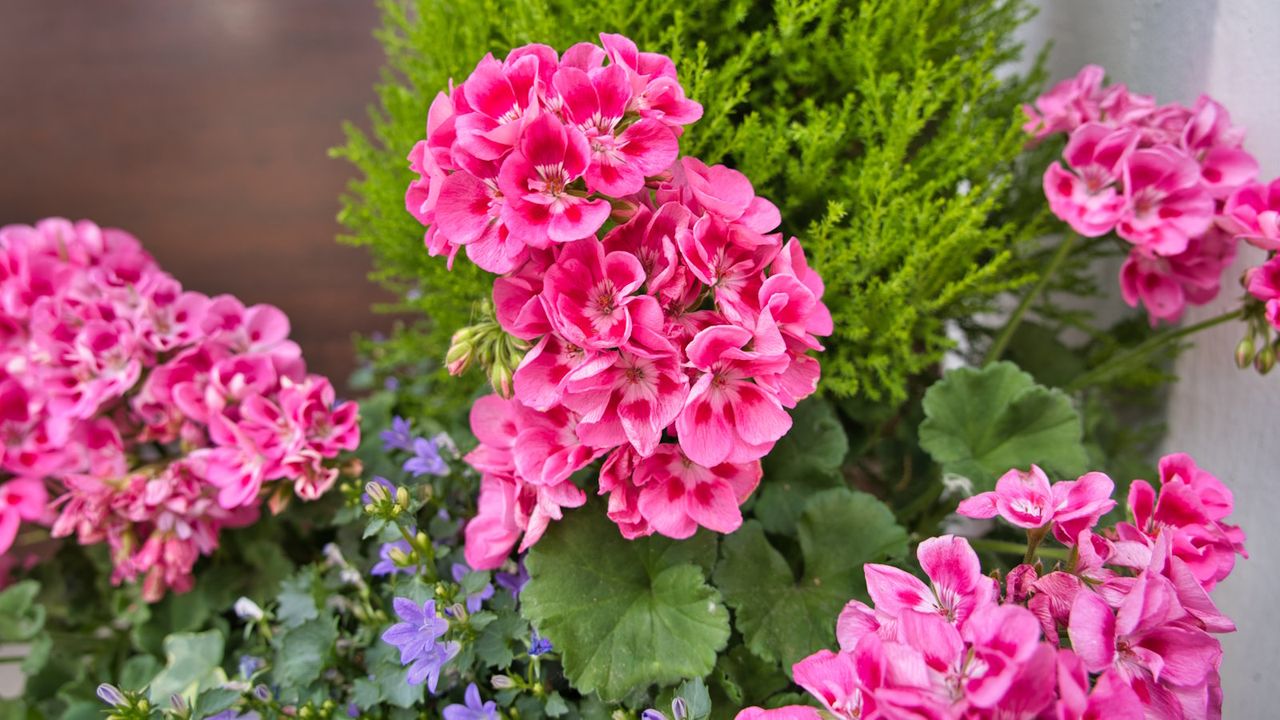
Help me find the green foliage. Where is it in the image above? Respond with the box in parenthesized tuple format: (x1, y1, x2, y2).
(919, 361, 1088, 491)
(715, 488, 906, 668)
(147, 631, 226, 704)
(522, 502, 730, 701)
(755, 397, 849, 535)
(336, 0, 1044, 407)
(0, 580, 45, 643)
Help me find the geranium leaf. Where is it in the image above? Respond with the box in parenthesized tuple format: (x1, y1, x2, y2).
(0, 580, 44, 642)
(147, 631, 227, 704)
(715, 488, 906, 667)
(522, 502, 729, 701)
(756, 398, 849, 535)
(919, 361, 1088, 492)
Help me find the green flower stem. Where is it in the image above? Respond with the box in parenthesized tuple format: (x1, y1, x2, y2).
(1064, 307, 1245, 392)
(399, 523, 437, 582)
(984, 231, 1079, 366)
(1023, 525, 1051, 564)
(968, 538, 1069, 561)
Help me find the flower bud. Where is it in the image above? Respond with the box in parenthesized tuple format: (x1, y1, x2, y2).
(642, 710, 670, 720)
(96, 683, 127, 708)
(671, 696, 689, 720)
(1256, 344, 1276, 374)
(489, 362, 514, 399)
(364, 480, 390, 505)
(340, 457, 364, 478)
(253, 684, 272, 701)
(446, 327, 477, 376)
(234, 596, 265, 621)
(388, 547, 413, 566)
(170, 693, 187, 712)
(491, 675, 517, 689)
(395, 486, 411, 510)
(1236, 337, 1255, 368)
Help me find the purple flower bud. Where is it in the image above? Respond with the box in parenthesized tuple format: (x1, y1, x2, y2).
(96, 683, 126, 707)
(671, 697, 688, 720)
(642, 710, 669, 720)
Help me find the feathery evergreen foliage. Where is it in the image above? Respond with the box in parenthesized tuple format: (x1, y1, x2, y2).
(334, 0, 1043, 407)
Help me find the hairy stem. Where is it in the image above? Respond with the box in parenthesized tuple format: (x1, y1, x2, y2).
(968, 538, 1069, 561)
(1065, 308, 1244, 392)
(985, 231, 1078, 366)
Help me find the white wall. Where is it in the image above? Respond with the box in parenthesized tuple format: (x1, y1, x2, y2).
(1021, 1, 1280, 715)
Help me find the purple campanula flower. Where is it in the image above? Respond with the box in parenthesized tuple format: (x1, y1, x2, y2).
(381, 598, 459, 692)
(443, 683, 498, 720)
(495, 560, 530, 599)
(403, 436, 449, 478)
(529, 629, 553, 656)
(380, 416, 415, 453)
(451, 563, 495, 612)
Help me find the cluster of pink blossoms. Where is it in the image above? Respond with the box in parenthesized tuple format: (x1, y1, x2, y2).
(401, 35, 831, 568)
(0, 219, 359, 599)
(738, 454, 1245, 720)
(1026, 65, 1274, 326)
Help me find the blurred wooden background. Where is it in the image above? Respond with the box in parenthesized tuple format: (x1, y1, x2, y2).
(0, 0, 394, 386)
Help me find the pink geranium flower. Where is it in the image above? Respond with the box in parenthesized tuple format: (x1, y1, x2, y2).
(675, 325, 791, 466)
(463, 474, 522, 570)
(498, 113, 612, 247)
(560, 335, 688, 457)
(540, 238, 652, 350)
(1022, 65, 1106, 139)
(1068, 575, 1223, 712)
(553, 64, 678, 196)
(633, 443, 760, 538)
(1118, 453, 1246, 590)
(1119, 227, 1236, 325)
(863, 535, 996, 628)
(1115, 146, 1214, 256)
(0, 479, 49, 555)
(454, 48, 554, 165)
(1224, 177, 1280, 250)
(1043, 123, 1136, 237)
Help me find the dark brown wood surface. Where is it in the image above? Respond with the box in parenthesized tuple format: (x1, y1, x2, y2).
(0, 0, 394, 386)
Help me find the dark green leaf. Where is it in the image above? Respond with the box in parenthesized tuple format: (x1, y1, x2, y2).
(919, 361, 1088, 492)
(0, 580, 44, 641)
(756, 398, 849, 535)
(522, 504, 729, 701)
(715, 489, 906, 667)
(273, 616, 338, 689)
(275, 566, 321, 629)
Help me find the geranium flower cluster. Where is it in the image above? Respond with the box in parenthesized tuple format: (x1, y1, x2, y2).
(737, 454, 1245, 720)
(401, 36, 831, 567)
(1026, 65, 1266, 325)
(0, 219, 359, 599)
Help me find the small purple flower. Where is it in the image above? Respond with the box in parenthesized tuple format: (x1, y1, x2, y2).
(495, 560, 530, 599)
(403, 437, 449, 478)
(381, 598, 460, 692)
(207, 712, 261, 720)
(371, 539, 419, 576)
(529, 629, 553, 656)
(451, 563, 495, 613)
(380, 416, 415, 453)
(347, 701, 361, 718)
(362, 476, 396, 505)
(384, 376, 401, 392)
(443, 683, 498, 720)
(238, 654, 264, 678)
